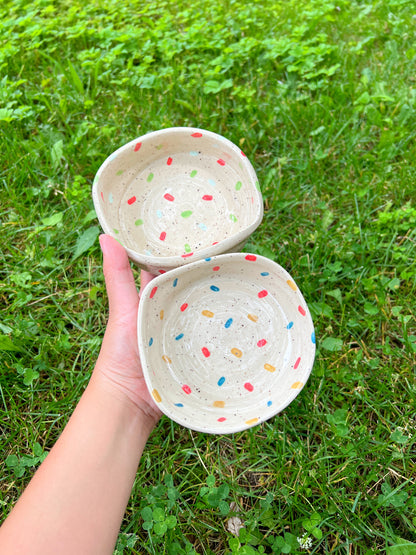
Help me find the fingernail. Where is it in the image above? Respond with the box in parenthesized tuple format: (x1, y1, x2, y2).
(99, 234, 109, 255)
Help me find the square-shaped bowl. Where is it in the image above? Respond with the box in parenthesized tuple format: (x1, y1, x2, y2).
(92, 127, 263, 274)
(138, 253, 316, 434)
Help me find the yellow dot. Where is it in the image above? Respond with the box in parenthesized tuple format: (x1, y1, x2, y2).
(152, 389, 162, 403)
(231, 348, 242, 358)
(287, 280, 297, 291)
(247, 314, 258, 322)
(202, 310, 214, 318)
(162, 355, 171, 364)
(291, 381, 304, 389)
(160, 310, 164, 320)
(213, 400, 225, 408)
(264, 363, 275, 373)
(245, 417, 259, 426)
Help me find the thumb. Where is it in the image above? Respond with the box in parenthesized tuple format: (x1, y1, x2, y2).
(99, 234, 139, 320)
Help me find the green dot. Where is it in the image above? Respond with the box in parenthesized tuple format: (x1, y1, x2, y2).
(235, 181, 242, 191)
(190, 170, 197, 177)
(184, 243, 191, 253)
(113, 228, 120, 234)
(255, 181, 261, 191)
(147, 173, 154, 182)
(116, 170, 124, 176)
(135, 219, 143, 226)
(230, 214, 237, 223)
(181, 210, 193, 218)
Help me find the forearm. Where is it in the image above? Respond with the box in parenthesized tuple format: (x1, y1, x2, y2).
(0, 373, 156, 555)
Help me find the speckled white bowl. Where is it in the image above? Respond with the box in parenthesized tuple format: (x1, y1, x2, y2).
(138, 253, 316, 434)
(92, 127, 263, 274)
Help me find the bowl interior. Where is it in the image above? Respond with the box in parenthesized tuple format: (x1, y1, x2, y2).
(138, 253, 316, 434)
(93, 128, 262, 264)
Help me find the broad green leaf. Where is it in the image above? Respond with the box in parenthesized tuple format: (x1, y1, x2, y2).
(0, 335, 20, 351)
(321, 337, 343, 351)
(72, 226, 100, 261)
(41, 212, 64, 226)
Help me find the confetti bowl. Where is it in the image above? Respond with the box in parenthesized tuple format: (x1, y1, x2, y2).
(138, 253, 316, 434)
(92, 127, 263, 274)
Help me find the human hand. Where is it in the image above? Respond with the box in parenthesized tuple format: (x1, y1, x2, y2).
(94, 234, 162, 425)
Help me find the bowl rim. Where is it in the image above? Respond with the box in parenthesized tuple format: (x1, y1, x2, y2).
(137, 252, 316, 434)
(92, 127, 264, 270)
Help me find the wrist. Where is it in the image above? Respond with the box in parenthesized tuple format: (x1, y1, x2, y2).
(89, 370, 161, 434)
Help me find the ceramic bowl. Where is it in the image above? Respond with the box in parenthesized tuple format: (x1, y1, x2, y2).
(138, 253, 316, 434)
(92, 127, 263, 274)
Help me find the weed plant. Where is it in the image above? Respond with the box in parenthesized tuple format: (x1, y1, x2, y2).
(1, 0, 415, 553)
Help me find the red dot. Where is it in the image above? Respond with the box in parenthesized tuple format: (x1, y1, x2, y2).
(212, 266, 220, 271)
(257, 339, 267, 347)
(245, 254, 257, 261)
(167, 157, 173, 165)
(258, 290, 268, 298)
(134, 142, 142, 152)
(241, 150, 246, 157)
(202, 195, 213, 201)
(100, 191, 104, 201)
(182, 385, 192, 394)
(191, 132, 202, 137)
(298, 306, 306, 316)
(217, 159, 225, 166)
(180, 303, 188, 312)
(181, 252, 193, 258)
(159, 231, 166, 241)
(158, 269, 166, 274)
(127, 196, 136, 205)
(244, 382, 254, 392)
(212, 241, 219, 245)
(218, 417, 226, 422)
(294, 357, 301, 369)
(150, 286, 157, 299)
(164, 193, 175, 201)
(202, 347, 210, 358)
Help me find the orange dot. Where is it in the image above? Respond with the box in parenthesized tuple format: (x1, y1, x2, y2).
(247, 314, 258, 322)
(291, 381, 304, 389)
(287, 279, 297, 291)
(264, 364, 275, 373)
(202, 310, 214, 317)
(245, 417, 259, 426)
(152, 389, 161, 403)
(162, 355, 171, 364)
(231, 348, 242, 358)
(213, 400, 225, 408)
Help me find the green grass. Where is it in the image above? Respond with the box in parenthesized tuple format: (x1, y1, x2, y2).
(1, 0, 416, 553)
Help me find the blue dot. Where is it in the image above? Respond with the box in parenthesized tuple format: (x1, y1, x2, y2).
(210, 285, 220, 292)
(205, 257, 211, 261)
(287, 322, 294, 330)
(267, 400, 272, 407)
(225, 318, 233, 328)
(189, 150, 198, 156)
(311, 331, 316, 344)
(149, 337, 153, 346)
(218, 376, 225, 386)
(175, 333, 184, 341)
(261, 272, 269, 276)
(175, 403, 184, 407)
(198, 223, 207, 231)
(208, 179, 216, 187)
(173, 278, 178, 287)
(156, 210, 163, 219)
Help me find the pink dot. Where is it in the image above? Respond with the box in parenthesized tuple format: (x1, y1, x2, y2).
(258, 290, 268, 298)
(202, 195, 213, 201)
(217, 159, 225, 166)
(150, 286, 157, 299)
(180, 303, 188, 312)
(298, 306, 306, 316)
(202, 347, 211, 358)
(245, 254, 257, 261)
(182, 384, 191, 394)
(191, 132, 202, 138)
(134, 142, 142, 152)
(257, 339, 267, 347)
(164, 193, 175, 202)
(244, 382, 254, 392)
(100, 191, 104, 201)
(159, 231, 166, 241)
(218, 417, 226, 422)
(212, 266, 220, 271)
(294, 357, 301, 369)
(167, 157, 173, 165)
(127, 196, 136, 205)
